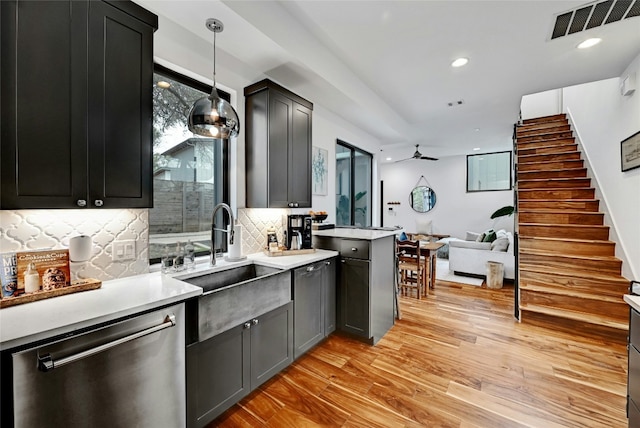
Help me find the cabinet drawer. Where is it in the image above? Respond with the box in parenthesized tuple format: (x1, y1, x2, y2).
(340, 239, 369, 260)
(631, 308, 640, 349)
(630, 341, 640, 406)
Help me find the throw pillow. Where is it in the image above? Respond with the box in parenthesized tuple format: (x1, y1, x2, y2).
(415, 218, 432, 235)
(466, 231, 480, 241)
(475, 233, 486, 242)
(483, 230, 497, 242)
(491, 237, 509, 252)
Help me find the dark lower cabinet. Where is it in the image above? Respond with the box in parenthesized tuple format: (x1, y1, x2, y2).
(339, 258, 370, 338)
(0, 0, 156, 209)
(187, 302, 293, 428)
(293, 258, 337, 359)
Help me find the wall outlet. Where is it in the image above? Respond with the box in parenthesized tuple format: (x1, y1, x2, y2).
(112, 239, 136, 261)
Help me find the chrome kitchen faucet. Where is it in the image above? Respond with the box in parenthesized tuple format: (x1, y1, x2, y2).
(210, 203, 234, 266)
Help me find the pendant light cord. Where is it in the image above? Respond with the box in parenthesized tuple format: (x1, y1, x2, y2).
(212, 28, 217, 90)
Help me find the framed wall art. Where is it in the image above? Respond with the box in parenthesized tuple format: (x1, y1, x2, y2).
(312, 146, 328, 195)
(621, 130, 640, 172)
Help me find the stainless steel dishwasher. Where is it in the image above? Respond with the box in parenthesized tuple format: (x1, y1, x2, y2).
(10, 302, 186, 428)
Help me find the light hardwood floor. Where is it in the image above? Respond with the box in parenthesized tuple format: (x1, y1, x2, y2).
(209, 280, 628, 427)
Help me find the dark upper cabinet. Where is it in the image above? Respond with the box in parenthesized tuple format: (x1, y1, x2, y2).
(245, 79, 313, 208)
(0, 0, 157, 209)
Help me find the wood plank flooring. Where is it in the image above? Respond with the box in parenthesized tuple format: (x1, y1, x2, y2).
(208, 280, 628, 427)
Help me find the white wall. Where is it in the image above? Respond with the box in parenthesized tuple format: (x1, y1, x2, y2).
(520, 89, 562, 120)
(560, 52, 640, 281)
(379, 156, 514, 239)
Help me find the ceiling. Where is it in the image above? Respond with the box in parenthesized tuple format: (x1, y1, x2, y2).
(136, 0, 640, 161)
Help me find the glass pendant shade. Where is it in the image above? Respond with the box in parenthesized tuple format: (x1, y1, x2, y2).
(188, 88, 240, 138)
(187, 18, 240, 139)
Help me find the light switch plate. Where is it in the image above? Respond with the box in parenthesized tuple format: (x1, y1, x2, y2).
(112, 239, 136, 261)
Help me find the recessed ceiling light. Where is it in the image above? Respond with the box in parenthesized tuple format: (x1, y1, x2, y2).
(473, 147, 481, 151)
(577, 38, 601, 49)
(157, 81, 171, 88)
(451, 57, 469, 68)
(386, 157, 392, 161)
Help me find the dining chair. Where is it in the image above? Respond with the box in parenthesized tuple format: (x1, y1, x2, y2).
(397, 239, 427, 299)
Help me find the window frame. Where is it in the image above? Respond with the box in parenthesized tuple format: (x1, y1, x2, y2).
(466, 150, 513, 193)
(149, 64, 231, 264)
(336, 139, 373, 227)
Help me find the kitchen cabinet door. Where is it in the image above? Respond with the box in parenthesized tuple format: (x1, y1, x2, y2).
(323, 258, 337, 335)
(339, 257, 370, 338)
(250, 302, 293, 390)
(0, 0, 156, 209)
(245, 79, 313, 208)
(293, 262, 325, 359)
(187, 323, 250, 428)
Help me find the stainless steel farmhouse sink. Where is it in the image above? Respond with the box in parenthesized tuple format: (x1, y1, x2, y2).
(179, 264, 291, 342)
(181, 264, 282, 293)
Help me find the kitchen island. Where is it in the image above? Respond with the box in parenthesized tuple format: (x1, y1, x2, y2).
(313, 227, 398, 344)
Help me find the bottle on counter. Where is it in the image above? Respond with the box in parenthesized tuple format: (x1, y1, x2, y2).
(24, 262, 40, 293)
(161, 245, 173, 274)
(267, 227, 279, 253)
(185, 240, 195, 270)
(173, 242, 185, 272)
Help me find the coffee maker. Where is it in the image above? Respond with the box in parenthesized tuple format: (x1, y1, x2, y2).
(285, 214, 312, 250)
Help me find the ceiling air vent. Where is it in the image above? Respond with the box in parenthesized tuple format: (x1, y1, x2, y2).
(551, 0, 638, 40)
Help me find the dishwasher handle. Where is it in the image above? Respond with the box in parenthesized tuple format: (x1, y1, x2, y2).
(37, 314, 176, 372)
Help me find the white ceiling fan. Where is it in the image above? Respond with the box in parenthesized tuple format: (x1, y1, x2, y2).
(396, 144, 438, 162)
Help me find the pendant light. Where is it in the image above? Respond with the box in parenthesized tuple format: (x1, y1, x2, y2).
(188, 18, 240, 139)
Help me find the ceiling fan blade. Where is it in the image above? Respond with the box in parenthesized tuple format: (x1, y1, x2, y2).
(419, 156, 438, 161)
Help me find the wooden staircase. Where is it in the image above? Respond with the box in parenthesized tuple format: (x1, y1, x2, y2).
(515, 114, 629, 343)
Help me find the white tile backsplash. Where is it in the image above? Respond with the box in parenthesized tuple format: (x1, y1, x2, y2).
(0, 209, 149, 281)
(237, 208, 290, 254)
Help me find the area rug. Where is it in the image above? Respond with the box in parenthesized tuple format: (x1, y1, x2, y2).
(435, 258, 484, 286)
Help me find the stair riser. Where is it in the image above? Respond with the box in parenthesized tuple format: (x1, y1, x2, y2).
(519, 270, 628, 297)
(518, 131, 573, 144)
(517, 169, 587, 180)
(518, 200, 599, 211)
(518, 212, 603, 225)
(518, 310, 627, 345)
(519, 253, 621, 274)
(520, 291, 628, 323)
(518, 178, 591, 189)
(522, 114, 567, 125)
(517, 160, 584, 171)
(517, 188, 595, 199)
(518, 152, 581, 163)
(518, 224, 609, 240)
(517, 138, 574, 150)
(516, 124, 571, 137)
(518, 144, 578, 156)
(519, 238, 614, 256)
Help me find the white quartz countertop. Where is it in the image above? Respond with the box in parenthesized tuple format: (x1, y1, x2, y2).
(313, 227, 399, 240)
(0, 249, 338, 350)
(624, 294, 640, 312)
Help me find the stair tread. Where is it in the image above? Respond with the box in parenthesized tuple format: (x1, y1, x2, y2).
(518, 236, 613, 244)
(519, 283, 625, 303)
(518, 222, 608, 228)
(517, 198, 598, 202)
(519, 265, 629, 284)
(519, 247, 619, 260)
(518, 177, 588, 182)
(518, 208, 604, 216)
(518, 167, 586, 173)
(519, 304, 628, 330)
(517, 142, 576, 150)
(519, 151, 580, 159)
(517, 187, 594, 192)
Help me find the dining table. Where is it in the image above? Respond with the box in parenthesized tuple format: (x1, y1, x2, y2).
(419, 241, 445, 290)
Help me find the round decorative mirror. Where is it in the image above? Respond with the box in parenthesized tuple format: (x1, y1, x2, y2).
(409, 185, 436, 213)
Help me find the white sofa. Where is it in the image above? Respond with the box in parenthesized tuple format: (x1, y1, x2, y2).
(448, 230, 515, 280)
